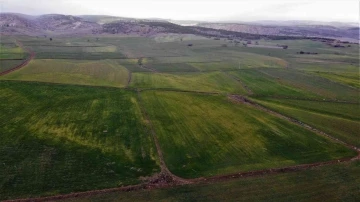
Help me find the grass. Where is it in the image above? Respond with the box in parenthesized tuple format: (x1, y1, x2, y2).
(62, 161, 360, 202)
(130, 72, 247, 94)
(140, 91, 356, 178)
(0, 81, 160, 200)
(1, 59, 130, 87)
(252, 98, 360, 147)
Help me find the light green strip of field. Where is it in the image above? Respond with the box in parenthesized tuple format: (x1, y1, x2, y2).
(0, 81, 159, 200)
(130, 72, 247, 94)
(0, 59, 129, 87)
(311, 71, 360, 88)
(141, 91, 356, 178)
(252, 98, 360, 147)
(259, 68, 359, 102)
(229, 69, 317, 98)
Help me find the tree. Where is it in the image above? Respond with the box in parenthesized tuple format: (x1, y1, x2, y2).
(282, 45, 288, 49)
(50, 38, 53, 41)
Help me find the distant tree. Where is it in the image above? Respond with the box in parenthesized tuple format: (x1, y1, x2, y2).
(187, 43, 193, 47)
(299, 51, 304, 54)
(6, 24, 9, 27)
(50, 38, 53, 41)
(282, 45, 288, 49)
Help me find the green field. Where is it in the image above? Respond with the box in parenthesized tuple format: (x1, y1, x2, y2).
(130, 71, 247, 94)
(140, 91, 355, 178)
(0, 59, 130, 87)
(252, 98, 360, 147)
(0, 35, 359, 201)
(258, 68, 359, 101)
(0, 59, 26, 73)
(0, 81, 159, 200)
(62, 161, 360, 202)
(312, 71, 360, 88)
(229, 69, 317, 98)
(0, 41, 26, 60)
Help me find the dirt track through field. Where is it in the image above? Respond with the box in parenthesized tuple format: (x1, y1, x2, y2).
(135, 90, 190, 185)
(3, 88, 360, 202)
(0, 40, 35, 76)
(222, 71, 253, 95)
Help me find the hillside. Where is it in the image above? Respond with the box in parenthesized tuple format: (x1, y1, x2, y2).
(197, 22, 359, 41)
(0, 13, 358, 41)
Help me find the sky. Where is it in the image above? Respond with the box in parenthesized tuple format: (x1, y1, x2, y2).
(0, 0, 358, 22)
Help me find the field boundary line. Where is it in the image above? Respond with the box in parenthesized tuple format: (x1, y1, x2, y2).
(222, 71, 253, 95)
(0, 40, 35, 76)
(135, 90, 190, 185)
(138, 88, 222, 95)
(253, 95, 360, 104)
(4, 153, 358, 202)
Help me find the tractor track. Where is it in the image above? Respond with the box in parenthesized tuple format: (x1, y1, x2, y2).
(0, 40, 35, 76)
(2, 90, 359, 202)
(222, 71, 253, 95)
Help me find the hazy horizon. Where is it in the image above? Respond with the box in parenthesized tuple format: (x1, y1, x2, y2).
(0, 0, 358, 23)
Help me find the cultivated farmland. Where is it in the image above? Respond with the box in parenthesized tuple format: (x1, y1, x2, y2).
(0, 34, 359, 201)
(0, 81, 159, 200)
(140, 91, 355, 178)
(0, 59, 129, 87)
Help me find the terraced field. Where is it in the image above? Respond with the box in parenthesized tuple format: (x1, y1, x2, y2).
(0, 81, 159, 200)
(140, 91, 355, 178)
(0, 59, 129, 87)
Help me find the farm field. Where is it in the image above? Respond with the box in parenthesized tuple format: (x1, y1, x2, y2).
(311, 71, 360, 88)
(258, 68, 359, 102)
(228, 69, 317, 98)
(62, 161, 360, 202)
(0, 81, 159, 200)
(140, 91, 355, 178)
(252, 98, 360, 147)
(0, 59, 130, 87)
(0, 59, 26, 73)
(0, 34, 359, 201)
(130, 72, 247, 94)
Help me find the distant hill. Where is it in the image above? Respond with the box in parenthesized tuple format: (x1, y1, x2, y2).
(0, 13, 358, 41)
(196, 22, 359, 41)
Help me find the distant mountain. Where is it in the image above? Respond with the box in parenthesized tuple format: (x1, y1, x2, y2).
(197, 22, 359, 40)
(0, 13, 358, 41)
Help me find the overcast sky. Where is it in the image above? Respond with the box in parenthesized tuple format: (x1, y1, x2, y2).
(0, 0, 358, 22)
